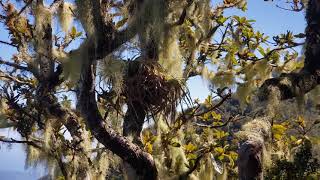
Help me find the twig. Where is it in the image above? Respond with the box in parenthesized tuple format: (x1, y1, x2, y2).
(50, 0, 64, 12)
(275, 1, 304, 12)
(17, 0, 33, 16)
(194, 92, 231, 117)
(237, 42, 304, 62)
(0, 137, 42, 149)
(0, 72, 33, 86)
(0, 58, 30, 71)
(194, 115, 244, 128)
(0, 40, 18, 48)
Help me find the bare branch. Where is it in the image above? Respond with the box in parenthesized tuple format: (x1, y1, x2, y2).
(0, 58, 30, 71)
(17, 0, 33, 16)
(0, 40, 18, 48)
(0, 137, 42, 149)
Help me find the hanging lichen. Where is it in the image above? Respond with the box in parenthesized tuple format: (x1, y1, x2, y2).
(159, 29, 184, 79)
(99, 55, 126, 96)
(58, 2, 75, 33)
(33, 4, 52, 53)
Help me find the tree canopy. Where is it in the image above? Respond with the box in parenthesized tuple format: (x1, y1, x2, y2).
(0, 0, 319, 179)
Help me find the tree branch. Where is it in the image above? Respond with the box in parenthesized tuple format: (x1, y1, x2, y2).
(258, 0, 320, 101)
(17, 0, 33, 16)
(0, 58, 30, 71)
(76, 44, 158, 179)
(0, 40, 18, 48)
(0, 137, 42, 149)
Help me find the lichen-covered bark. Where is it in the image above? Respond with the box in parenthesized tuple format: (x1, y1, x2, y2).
(71, 1, 159, 179)
(76, 45, 157, 179)
(238, 141, 263, 180)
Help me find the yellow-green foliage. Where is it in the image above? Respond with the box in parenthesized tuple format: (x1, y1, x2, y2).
(151, 117, 190, 179)
(58, 2, 74, 33)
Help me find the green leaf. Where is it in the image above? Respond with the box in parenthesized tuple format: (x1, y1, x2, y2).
(214, 147, 224, 154)
(272, 124, 287, 140)
(170, 142, 181, 147)
(211, 111, 222, 120)
(69, 26, 82, 39)
(184, 143, 197, 152)
(204, 95, 212, 106)
(218, 155, 225, 161)
(217, 16, 228, 25)
(258, 46, 265, 56)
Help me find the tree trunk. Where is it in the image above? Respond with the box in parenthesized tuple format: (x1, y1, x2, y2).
(238, 141, 263, 180)
(123, 101, 146, 146)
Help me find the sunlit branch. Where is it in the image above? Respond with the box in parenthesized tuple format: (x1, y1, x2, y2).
(237, 42, 305, 62)
(275, 1, 305, 12)
(0, 72, 33, 86)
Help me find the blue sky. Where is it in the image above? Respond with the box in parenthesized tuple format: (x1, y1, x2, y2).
(0, 0, 306, 178)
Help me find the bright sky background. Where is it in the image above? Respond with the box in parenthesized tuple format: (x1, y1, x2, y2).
(0, 0, 306, 179)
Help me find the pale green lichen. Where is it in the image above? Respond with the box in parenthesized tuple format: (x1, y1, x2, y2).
(34, 4, 52, 54)
(58, 2, 74, 33)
